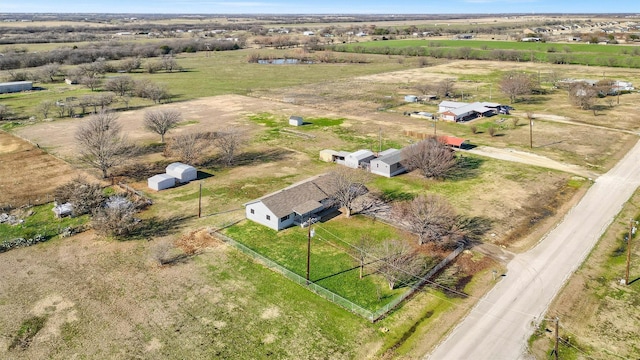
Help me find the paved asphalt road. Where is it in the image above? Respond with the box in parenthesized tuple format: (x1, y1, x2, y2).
(427, 139, 640, 360)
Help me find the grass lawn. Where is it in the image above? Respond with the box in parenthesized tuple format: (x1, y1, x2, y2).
(223, 216, 435, 312)
(0, 203, 89, 243)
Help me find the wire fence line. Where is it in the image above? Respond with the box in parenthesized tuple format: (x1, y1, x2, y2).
(212, 230, 464, 322)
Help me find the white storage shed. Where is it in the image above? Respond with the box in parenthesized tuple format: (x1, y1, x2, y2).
(148, 174, 177, 191)
(166, 162, 197, 183)
(289, 116, 304, 126)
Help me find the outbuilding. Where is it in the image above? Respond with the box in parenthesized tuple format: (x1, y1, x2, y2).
(0, 81, 32, 94)
(319, 149, 338, 162)
(166, 162, 197, 183)
(148, 174, 177, 191)
(345, 149, 375, 169)
(404, 95, 418, 103)
(289, 116, 304, 126)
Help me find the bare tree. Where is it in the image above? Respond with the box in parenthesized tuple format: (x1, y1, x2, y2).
(500, 71, 535, 103)
(119, 57, 141, 73)
(401, 136, 457, 179)
(95, 92, 115, 110)
(81, 75, 102, 91)
(75, 111, 132, 178)
(37, 63, 60, 83)
(374, 239, 425, 289)
(166, 132, 212, 164)
(92, 195, 138, 238)
(214, 128, 247, 166)
(393, 193, 458, 245)
(328, 168, 369, 218)
(569, 82, 597, 112)
(412, 83, 432, 96)
(144, 109, 182, 143)
(53, 176, 105, 216)
(105, 76, 134, 96)
(35, 100, 55, 119)
(161, 55, 180, 72)
(434, 78, 455, 98)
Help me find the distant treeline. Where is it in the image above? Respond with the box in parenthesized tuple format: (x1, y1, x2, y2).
(0, 38, 243, 71)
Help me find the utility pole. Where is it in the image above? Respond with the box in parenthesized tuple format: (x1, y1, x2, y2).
(198, 182, 202, 218)
(529, 118, 533, 149)
(378, 127, 382, 154)
(554, 317, 560, 360)
(626, 218, 636, 285)
(306, 223, 314, 285)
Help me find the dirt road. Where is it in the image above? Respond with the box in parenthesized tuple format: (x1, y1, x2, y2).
(427, 138, 640, 359)
(465, 146, 599, 179)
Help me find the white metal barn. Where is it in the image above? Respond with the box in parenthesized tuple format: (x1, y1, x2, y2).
(148, 174, 176, 191)
(166, 162, 197, 183)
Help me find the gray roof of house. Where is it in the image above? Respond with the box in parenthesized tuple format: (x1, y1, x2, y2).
(373, 149, 403, 165)
(247, 174, 336, 218)
(349, 149, 375, 161)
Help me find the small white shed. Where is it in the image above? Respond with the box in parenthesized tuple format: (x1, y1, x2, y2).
(166, 162, 197, 183)
(404, 95, 418, 103)
(148, 174, 177, 191)
(289, 116, 304, 126)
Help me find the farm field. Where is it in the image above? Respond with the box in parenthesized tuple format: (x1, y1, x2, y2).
(0, 130, 92, 208)
(334, 39, 640, 68)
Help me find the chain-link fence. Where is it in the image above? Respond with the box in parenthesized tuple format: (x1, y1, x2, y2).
(213, 230, 464, 322)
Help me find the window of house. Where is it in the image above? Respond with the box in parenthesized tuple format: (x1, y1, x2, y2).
(280, 214, 290, 221)
(266, 215, 271, 220)
(250, 209, 255, 214)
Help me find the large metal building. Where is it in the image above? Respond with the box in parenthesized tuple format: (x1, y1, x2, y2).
(0, 81, 33, 94)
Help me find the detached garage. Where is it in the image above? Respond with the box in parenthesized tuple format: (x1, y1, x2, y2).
(166, 162, 197, 183)
(148, 174, 176, 191)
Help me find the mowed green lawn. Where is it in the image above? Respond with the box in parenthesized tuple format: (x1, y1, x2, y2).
(223, 216, 433, 312)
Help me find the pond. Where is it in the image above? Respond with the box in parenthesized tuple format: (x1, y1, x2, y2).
(258, 58, 313, 64)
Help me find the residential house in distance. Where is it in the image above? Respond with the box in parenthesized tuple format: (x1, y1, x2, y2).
(370, 149, 406, 178)
(345, 149, 375, 169)
(438, 101, 504, 122)
(244, 174, 337, 231)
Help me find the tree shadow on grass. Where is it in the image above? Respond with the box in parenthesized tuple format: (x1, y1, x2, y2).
(201, 148, 294, 170)
(127, 214, 195, 240)
(114, 161, 172, 182)
(445, 155, 485, 181)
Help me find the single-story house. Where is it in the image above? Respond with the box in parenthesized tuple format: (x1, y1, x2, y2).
(319, 149, 338, 162)
(0, 81, 32, 94)
(166, 162, 197, 183)
(289, 116, 304, 126)
(345, 149, 375, 169)
(148, 173, 177, 191)
(370, 149, 406, 178)
(439, 136, 468, 149)
(244, 174, 337, 231)
(438, 101, 502, 122)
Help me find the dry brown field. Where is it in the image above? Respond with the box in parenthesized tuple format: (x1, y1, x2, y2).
(0, 130, 91, 208)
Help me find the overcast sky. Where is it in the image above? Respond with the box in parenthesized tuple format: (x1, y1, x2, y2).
(1, 0, 638, 14)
